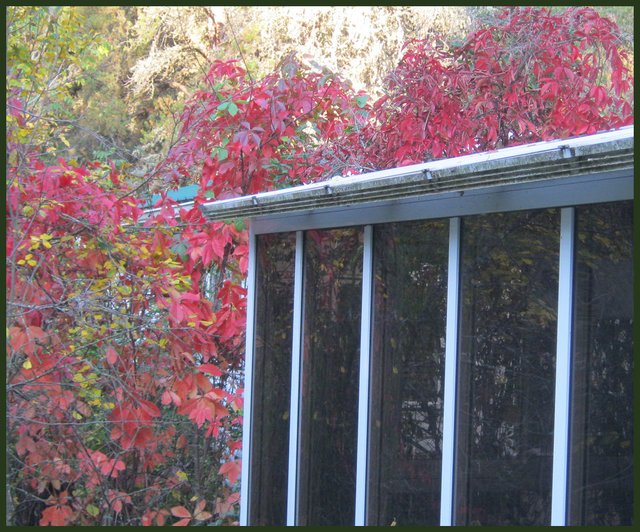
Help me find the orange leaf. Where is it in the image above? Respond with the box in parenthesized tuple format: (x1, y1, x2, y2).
(194, 499, 205, 514)
(40, 504, 74, 526)
(219, 459, 242, 484)
(170, 505, 191, 519)
(173, 518, 191, 526)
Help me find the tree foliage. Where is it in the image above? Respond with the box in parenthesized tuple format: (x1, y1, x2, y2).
(5, 6, 633, 527)
(362, 6, 633, 168)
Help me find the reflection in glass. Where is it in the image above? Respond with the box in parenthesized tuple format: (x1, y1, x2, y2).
(298, 228, 363, 526)
(250, 232, 296, 525)
(569, 201, 633, 525)
(455, 209, 559, 525)
(368, 220, 449, 526)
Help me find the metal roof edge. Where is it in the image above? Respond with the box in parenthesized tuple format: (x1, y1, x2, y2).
(200, 126, 634, 221)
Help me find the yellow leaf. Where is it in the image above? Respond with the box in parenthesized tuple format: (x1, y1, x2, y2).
(22, 359, 32, 370)
(117, 285, 132, 296)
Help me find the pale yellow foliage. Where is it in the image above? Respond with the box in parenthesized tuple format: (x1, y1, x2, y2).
(129, 7, 218, 97)
(128, 6, 471, 97)
(224, 6, 471, 95)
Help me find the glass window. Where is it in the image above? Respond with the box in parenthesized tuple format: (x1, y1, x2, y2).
(368, 219, 449, 526)
(297, 228, 363, 525)
(455, 209, 560, 525)
(568, 201, 633, 525)
(250, 232, 296, 525)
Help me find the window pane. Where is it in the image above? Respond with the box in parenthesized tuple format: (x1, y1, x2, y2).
(368, 219, 449, 526)
(250, 232, 296, 525)
(568, 201, 633, 525)
(298, 228, 363, 525)
(455, 209, 559, 525)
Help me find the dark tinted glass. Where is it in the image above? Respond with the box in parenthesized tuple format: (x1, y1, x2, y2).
(250, 232, 296, 525)
(298, 228, 363, 525)
(568, 201, 633, 525)
(368, 219, 449, 526)
(455, 209, 559, 525)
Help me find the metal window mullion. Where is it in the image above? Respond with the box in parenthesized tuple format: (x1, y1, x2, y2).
(551, 207, 576, 525)
(239, 225, 258, 526)
(355, 225, 374, 525)
(286, 231, 305, 526)
(440, 217, 461, 526)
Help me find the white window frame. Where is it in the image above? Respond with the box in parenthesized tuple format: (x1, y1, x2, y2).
(239, 134, 633, 526)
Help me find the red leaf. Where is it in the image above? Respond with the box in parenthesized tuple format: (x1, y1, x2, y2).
(106, 346, 118, 365)
(113, 499, 123, 514)
(176, 434, 188, 449)
(169, 301, 185, 324)
(138, 399, 161, 418)
(161, 390, 173, 405)
(196, 364, 222, 377)
(173, 518, 192, 526)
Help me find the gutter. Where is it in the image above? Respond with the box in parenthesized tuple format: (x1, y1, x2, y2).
(199, 126, 633, 222)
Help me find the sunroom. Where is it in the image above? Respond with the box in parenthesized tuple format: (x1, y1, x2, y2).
(201, 126, 634, 526)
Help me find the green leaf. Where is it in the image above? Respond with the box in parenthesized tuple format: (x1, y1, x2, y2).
(355, 95, 369, 108)
(217, 101, 229, 111)
(204, 190, 215, 199)
(217, 147, 228, 161)
(227, 102, 238, 116)
(170, 241, 188, 260)
(86, 504, 100, 517)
